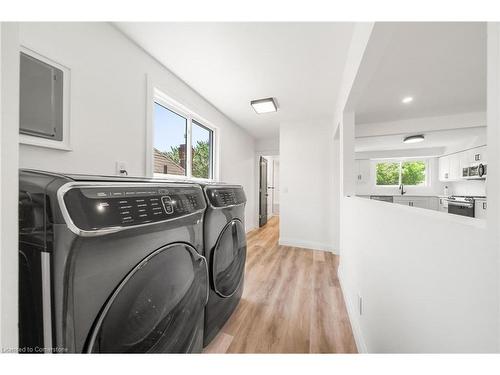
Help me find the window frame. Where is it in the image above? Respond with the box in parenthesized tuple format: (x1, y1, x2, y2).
(150, 88, 218, 181)
(373, 158, 429, 187)
(19, 46, 72, 151)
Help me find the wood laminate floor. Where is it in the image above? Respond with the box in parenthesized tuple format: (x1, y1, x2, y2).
(203, 216, 357, 353)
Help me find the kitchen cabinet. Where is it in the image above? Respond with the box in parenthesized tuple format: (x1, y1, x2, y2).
(438, 197, 448, 212)
(393, 196, 432, 209)
(475, 199, 487, 219)
(438, 155, 450, 181)
(355, 160, 371, 185)
(438, 145, 487, 182)
(474, 146, 487, 164)
(449, 155, 460, 180)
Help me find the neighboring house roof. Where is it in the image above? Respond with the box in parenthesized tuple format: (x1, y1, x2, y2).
(153, 148, 185, 175)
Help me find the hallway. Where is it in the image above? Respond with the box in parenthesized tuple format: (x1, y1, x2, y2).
(203, 217, 357, 353)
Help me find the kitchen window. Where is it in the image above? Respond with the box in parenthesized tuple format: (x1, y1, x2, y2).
(375, 159, 427, 186)
(152, 95, 216, 180)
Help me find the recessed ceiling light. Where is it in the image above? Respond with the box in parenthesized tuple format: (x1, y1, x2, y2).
(403, 134, 425, 144)
(251, 97, 278, 114)
(402, 96, 414, 104)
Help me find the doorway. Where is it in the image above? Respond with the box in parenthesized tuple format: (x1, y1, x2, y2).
(259, 155, 279, 227)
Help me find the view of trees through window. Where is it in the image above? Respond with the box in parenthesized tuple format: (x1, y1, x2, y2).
(153, 102, 213, 179)
(376, 160, 426, 186)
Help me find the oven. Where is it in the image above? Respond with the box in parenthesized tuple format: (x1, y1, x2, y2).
(447, 196, 475, 217)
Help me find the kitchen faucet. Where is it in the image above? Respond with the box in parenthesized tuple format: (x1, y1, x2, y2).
(399, 184, 406, 195)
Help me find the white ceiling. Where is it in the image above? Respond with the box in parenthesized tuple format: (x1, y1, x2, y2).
(354, 22, 486, 124)
(115, 22, 355, 139)
(355, 126, 486, 153)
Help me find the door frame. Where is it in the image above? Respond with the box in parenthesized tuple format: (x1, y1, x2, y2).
(254, 151, 279, 229)
(259, 156, 268, 227)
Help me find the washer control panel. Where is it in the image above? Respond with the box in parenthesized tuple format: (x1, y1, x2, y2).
(206, 186, 246, 208)
(62, 184, 206, 231)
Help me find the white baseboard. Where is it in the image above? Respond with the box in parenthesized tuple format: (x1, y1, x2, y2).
(337, 266, 368, 353)
(278, 238, 337, 253)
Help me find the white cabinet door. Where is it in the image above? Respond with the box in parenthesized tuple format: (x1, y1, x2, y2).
(472, 146, 487, 164)
(393, 197, 409, 206)
(475, 199, 487, 219)
(411, 198, 430, 209)
(439, 155, 450, 182)
(459, 150, 471, 178)
(355, 160, 370, 184)
(438, 197, 448, 212)
(393, 197, 430, 209)
(427, 197, 439, 211)
(449, 154, 460, 181)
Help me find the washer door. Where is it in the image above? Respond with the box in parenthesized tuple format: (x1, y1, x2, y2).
(212, 219, 247, 297)
(86, 243, 208, 353)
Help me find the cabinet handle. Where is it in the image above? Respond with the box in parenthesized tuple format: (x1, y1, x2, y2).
(483, 202, 487, 210)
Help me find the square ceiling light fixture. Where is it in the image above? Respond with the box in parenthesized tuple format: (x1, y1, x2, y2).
(250, 97, 278, 114)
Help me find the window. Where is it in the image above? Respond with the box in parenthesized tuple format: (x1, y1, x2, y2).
(153, 103, 188, 176)
(153, 97, 215, 180)
(375, 160, 427, 186)
(191, 121, 213, 179)
(19, 48, 70, 150)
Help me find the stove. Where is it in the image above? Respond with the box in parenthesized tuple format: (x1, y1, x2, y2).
(447, 196, 475, 217)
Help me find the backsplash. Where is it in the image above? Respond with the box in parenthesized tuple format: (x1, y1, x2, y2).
(449, 180, 487, 196)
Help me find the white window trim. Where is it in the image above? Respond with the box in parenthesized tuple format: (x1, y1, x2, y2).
(373, 158, 429, 187)
(19, 45, 72, 151)
(146, 79, 219, 181)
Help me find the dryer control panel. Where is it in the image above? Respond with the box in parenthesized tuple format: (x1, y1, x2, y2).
(205, 187, 246, 208)
(62, 184, 206, 232)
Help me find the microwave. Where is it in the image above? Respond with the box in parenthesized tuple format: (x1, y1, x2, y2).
(467, 163, 487, 179)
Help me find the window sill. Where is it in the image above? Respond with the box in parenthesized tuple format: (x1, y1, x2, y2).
(20, 134, 72, 151)
(153, 173, 215, 183)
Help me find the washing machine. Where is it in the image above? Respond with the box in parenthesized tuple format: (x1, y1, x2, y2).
(19, 170, 208, 353)
(200, 183, 247, 346)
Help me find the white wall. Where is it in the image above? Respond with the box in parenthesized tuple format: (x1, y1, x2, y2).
(335, 22, 499, 353)
(272, 158, 280, 215)
(486, 23, 500, 350)
(17, 22, 257, 231)
(256, 136, 279, 155)
(279, 121, 335, 252)
(339, 198, 497, 352)
(355, 112, 486, 138)
(0, 22, 20, 350)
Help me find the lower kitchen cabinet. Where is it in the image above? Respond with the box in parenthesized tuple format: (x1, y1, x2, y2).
(393, 196, 438, 210)
(438, 197, 448, 212)
(475, 199, 487, 219)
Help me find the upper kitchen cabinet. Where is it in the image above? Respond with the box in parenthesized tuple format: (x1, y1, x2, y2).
(438, 145, 487, 182)
(473, 146, 487, 164)
(355, 159, 371, 184)
(439, 155, 451, 181)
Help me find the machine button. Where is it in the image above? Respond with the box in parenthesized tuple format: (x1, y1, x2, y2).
(161, 196, 174, 215)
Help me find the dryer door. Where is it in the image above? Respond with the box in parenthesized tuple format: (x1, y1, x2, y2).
(212, 219, 247, 297)
(86, 243, 208, 353)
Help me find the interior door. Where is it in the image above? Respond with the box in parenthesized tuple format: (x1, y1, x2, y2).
(259, 156, 268, 227)
(86, 243, 208, 353)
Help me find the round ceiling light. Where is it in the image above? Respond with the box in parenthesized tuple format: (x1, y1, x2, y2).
(403, 134, 425, 144)
(402, 96, 414, 104)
